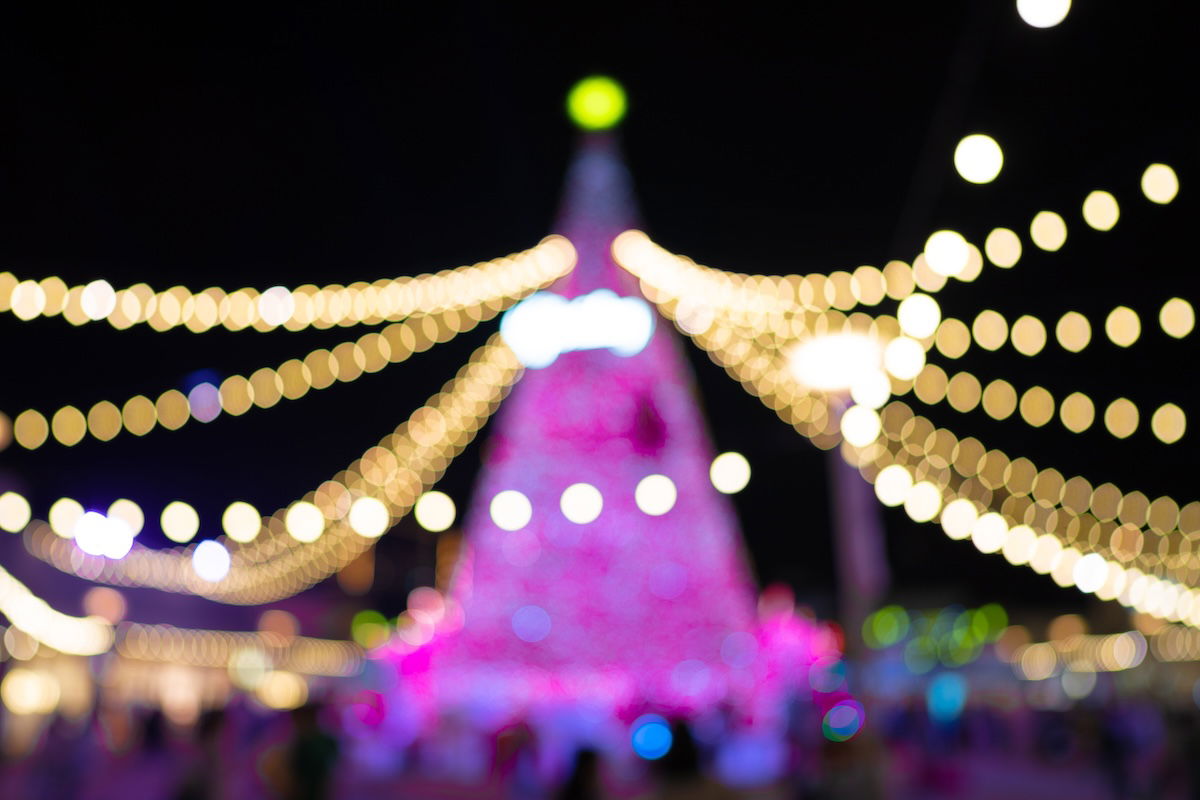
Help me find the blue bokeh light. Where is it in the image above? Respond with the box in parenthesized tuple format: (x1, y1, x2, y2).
(631, 714, 673, 760)
(926, 672, 968, 722)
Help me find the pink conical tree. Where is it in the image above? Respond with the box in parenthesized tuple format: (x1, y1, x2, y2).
(432, 132, 759, 712)
(381, 130, 850, 762)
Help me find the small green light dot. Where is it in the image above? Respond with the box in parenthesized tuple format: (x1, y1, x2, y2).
(566, 76, 627, 131)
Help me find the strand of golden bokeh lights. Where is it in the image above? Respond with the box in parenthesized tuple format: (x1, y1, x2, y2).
(615, 221, 1200, 632)
(0, 235, 574, 333)
(0, 236, 574, 452)
(15, 334, 523, 604)
(612, 163, 1189, 447)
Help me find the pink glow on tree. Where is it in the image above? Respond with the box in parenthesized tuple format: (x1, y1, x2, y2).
(383, 134, 847, 735)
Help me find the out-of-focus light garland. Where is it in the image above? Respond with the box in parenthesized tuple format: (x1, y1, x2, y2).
(611, 169, 1176, 324)
(1004, 631, 1146, 679)
(862, 406, 1200, 628)
(116, 621, 363, 677)
(0, 562, 113, 655)
(21, 336, 524, 603)
(0, 239, 574, 452)
(620, 254, 1200, 631)
(4, 307, 472, 451)
(0, 236, 575, 333)
(935, 300, 1195, 362)
(0, 612, 362, 720)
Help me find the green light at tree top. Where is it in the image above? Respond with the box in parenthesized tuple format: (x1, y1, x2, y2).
(566, 76, 627, 131)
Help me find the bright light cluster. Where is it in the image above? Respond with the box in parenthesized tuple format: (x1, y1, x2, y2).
(501, 289, 655, 368)
(0, 235, 575, 333)
(788, 331, 886, 393)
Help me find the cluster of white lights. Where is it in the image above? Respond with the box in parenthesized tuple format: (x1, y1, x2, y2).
(787, 330, 923, 401)
(500, 289, 655, 368)
(74, 512, 135, 559)
(39, 498, 144, 559)
(788, 332, 884, 392)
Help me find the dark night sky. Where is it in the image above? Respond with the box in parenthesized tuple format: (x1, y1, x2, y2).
(0, 2, 1195, 633)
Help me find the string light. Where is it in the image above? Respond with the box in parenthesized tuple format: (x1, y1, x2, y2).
(709, 452, 751, 494)
(628, 277, 1200, 632)
(1016, 0, 1071, 29)
(924, 231, 970, 277)
(1159, 298, 1194, 339)
(953, 134, 1004, 184)
(0, 236, 575, 333)
(107, 499, 145, 536)
(413, 491, 456, 532)
(23, 336, 525, 603)
(348, 497, 390, 538)
(1141, 163, 1179, 204)
(161, 502, 200, 544)
(193, 541, 231, 582)
(116, 622, 363, 677)
(1029, 211, 1067, 251)
(48, 498, 83, 538)
(5, 303, 510, 451)
(635, 475, 678, 516)
(1082, 190, 1120, 231)
(285, 502, 326, 543)
(0, 563, 113, 655)
(490, 490, 533, 531)
(221, 502, 262, 543)
(984, 228, 1022, 268)
(1104, 306, 1141, 347)
(0, 492, 32, 533)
